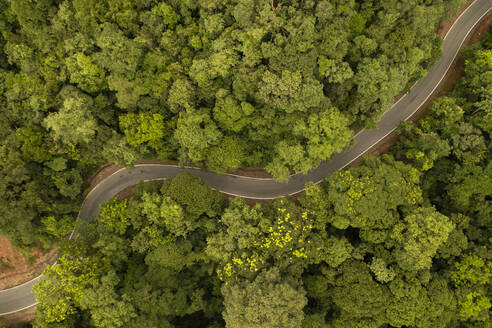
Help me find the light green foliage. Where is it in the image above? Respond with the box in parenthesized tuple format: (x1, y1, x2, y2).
(299, 182, 331, 228)
(0, 0, 453, 181)
(98, 199, 130, 235)
(293, 108, 353, 162)
(258, 70, 325, 113)
(403, 134, 450, 171)
(34, 174, 225, 327)
(386, 277, 431, 327)
(387, 36, 492, 326)
(206, 136, 247, 174)
(101, 132, 139, 167)
(454, 43, 492, 134)
(331, 259, 458, 328)
(46, 157, 67, 172)
(271, 141, 315, 177)
(352, 56, 405, 125)
(206, 198, 263, 266)
(174, 109, 222, 162)
(456, 291, 491, 321)
(130, 192, 172, 253)
(222, 268, 307, 328)
(66, 52, 106, 93)
(350, 35, 378, 62)
(1, 1, 489, 327)
(208, 47, 239, 79)
(437, 215, 469, 260)
(451, 254, 492, 321)
(43, 88, 97, 146)
(95, 23, 143, 79)
(394, 35, 492, 239)
(0, 140, 49, 248)
(325, 155, 422, 240)
(423, 278, 458, 328)
(204, 14, 225, 38)
(152, 3, 180, 28)
(208, 198, 320, 282)
(212, 93, 254, 132)
(167, 78, 196, 112)
(41, 216, 74, 239)
(119, 112, 165, 148)
(322, 236, 353, 268)
(421, 97, 465, 136)
(392, 207, 454, 271)
(34, 243, 101, 323)
(349, 13, 366, 35)
(159, 196, 187, 237)
(160, 171, 225, 219)
(318, 56, 354, 84)
(107, 75, 150, 110)
(3, 41, 36, 73)
(266, 106, 353, 180)
(15, 126, 51, 163)
(452, 255, 492, 286)
(445, 162, 492, 225)
(3, 71, 48, 120)
(397, 97, 488, 170)
(52, 169, 83, 199)
(145, 240, 195, 272)
(369, 257, 395, 283)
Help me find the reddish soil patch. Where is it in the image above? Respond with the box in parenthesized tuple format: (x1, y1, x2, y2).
(0, 304, 36, 327)
(209, 9, 492, 195)
(3, 5, 488, 327)
(0, 237, 57, 290)
(135, 159, 178, 165)
(86, 162, 123, 191)
(115, 185, 139, 201)
(82, 2, 490, 185)
(436, 0, 476, 39)
(464, 11, 492, 43)
(236, 0, 485, 179)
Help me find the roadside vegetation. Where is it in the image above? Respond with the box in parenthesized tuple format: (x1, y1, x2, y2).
(0, 0, 466, 252)
(0, 1, 490, 327)
(32, 32, 492, 327)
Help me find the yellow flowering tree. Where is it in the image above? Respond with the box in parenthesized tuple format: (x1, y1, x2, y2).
(325, 155, 423, 244)
(34, 242, 102, 324)
(207, 197, 340, 284)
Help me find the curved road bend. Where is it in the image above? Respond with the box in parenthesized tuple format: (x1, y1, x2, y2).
(0, 0, 491, 316)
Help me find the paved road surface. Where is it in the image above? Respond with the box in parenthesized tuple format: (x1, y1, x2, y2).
(0, 0, 490, 315)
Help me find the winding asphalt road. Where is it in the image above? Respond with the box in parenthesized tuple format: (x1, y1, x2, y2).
(0, 0, 490, 316)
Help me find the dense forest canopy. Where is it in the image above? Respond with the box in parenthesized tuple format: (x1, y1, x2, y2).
(32, 31, 492, 327)
(0, 0, 467, 251)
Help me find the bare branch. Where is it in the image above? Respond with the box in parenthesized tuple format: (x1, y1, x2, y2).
(270, 0, 281, 14)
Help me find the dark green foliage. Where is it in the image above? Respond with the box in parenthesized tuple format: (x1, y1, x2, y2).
(0, 0, 464, 197)
(221, 268, 307, 328)
(34, 174, 226, 327)
(4, 1, 491, 328)
(391, 33, 492, 324)
(34, 34, 491, 325)
(0, 0, 467, 249)
(324, 155, 423, 241)
(160, 171, 225, 220)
